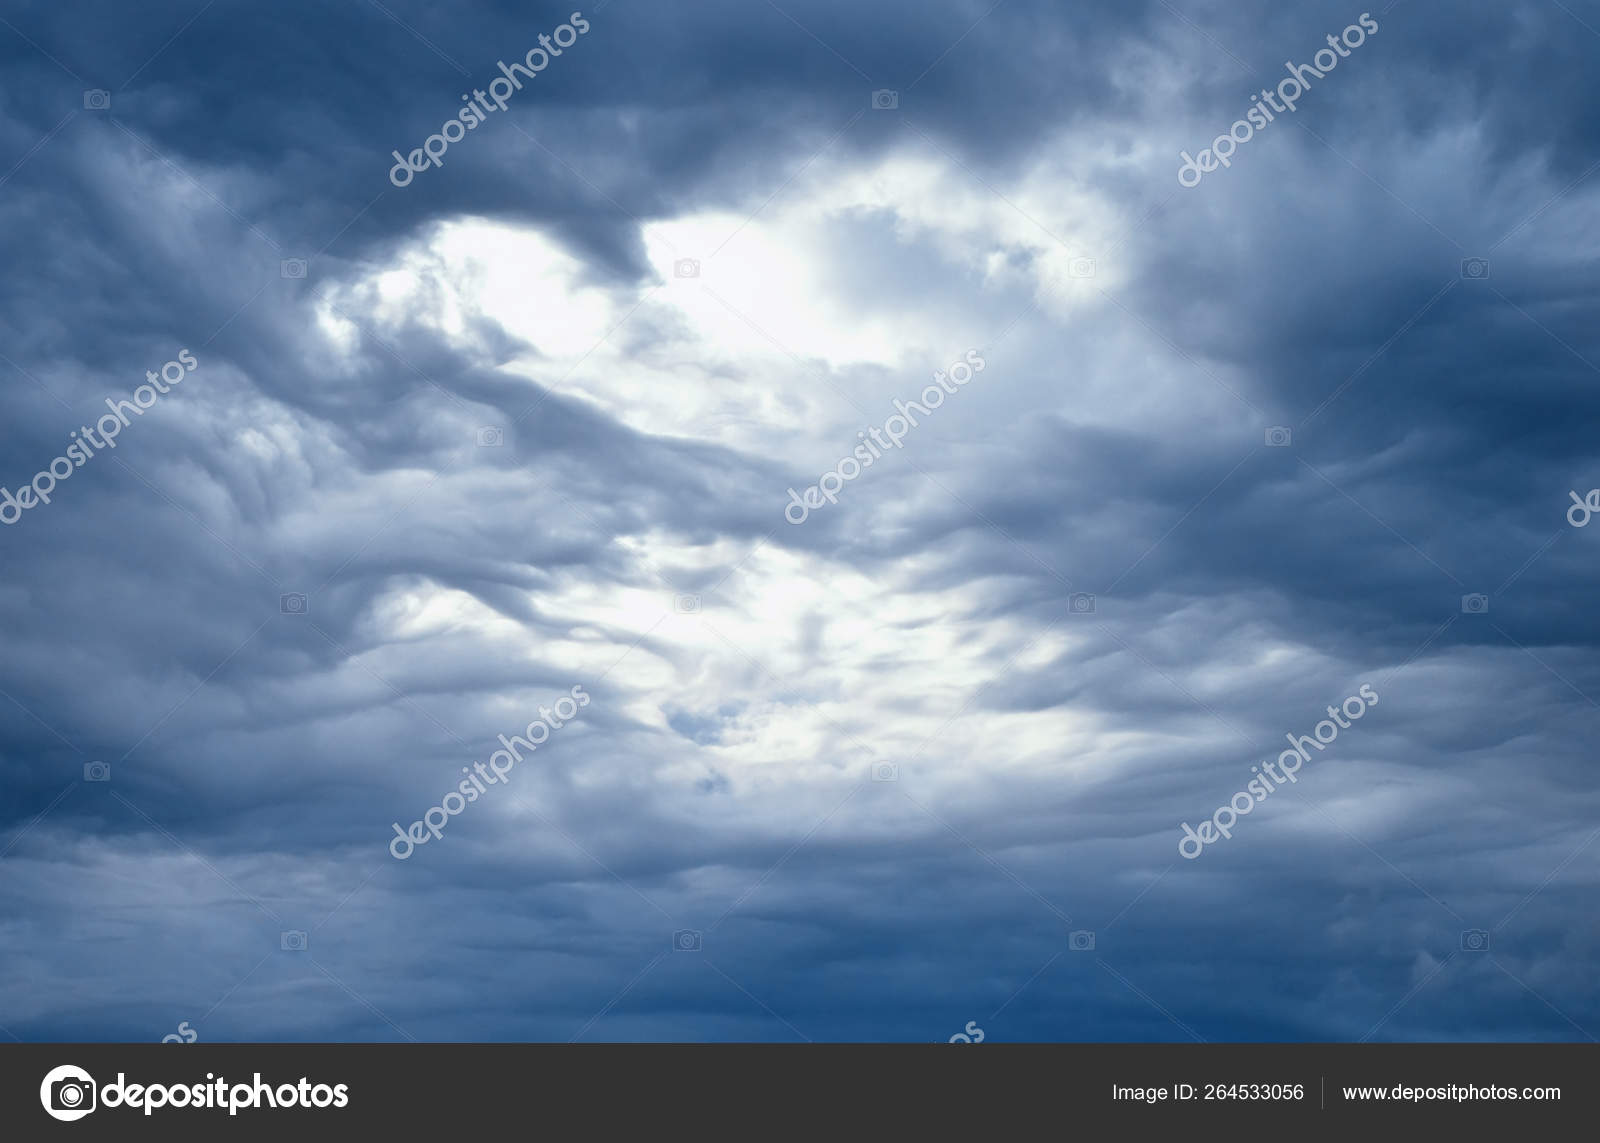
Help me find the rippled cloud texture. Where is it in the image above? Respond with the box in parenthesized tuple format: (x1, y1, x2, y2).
(2, 0, 1598, 1041)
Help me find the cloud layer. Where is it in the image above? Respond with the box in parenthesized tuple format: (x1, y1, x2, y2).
(1, 0, 1598, 1042)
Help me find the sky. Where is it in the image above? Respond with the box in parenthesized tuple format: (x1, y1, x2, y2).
(1, 0, 1598, 1042)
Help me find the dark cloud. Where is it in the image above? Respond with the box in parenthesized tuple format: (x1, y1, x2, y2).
(1, 0, 1597, 1044)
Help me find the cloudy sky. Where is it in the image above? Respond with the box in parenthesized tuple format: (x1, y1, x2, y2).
(1, 0, 1597, 1043)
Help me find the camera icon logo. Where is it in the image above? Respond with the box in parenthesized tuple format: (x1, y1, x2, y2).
(1069, 929, 1096, 951)
(1068, 257, 1097, 279)
(40, 1065, 97, 1121)
(83, 761, 111, 782)
(1460, 928, 1490, 952)
(281, 930, 308, 951)
(477, 426, 505, 447)
(673, 929, 702, 952)
(1460, 257, 1491, 280)
(1068, 592, 1096, 614)
(674, 258, 700, 279)
(871, 89, 899, 110)
(280, 258, 308, 279)
(1265, 426, 1293, 447)
(280, 592, 308, 615)
(673, 593, 701, 614)
(870, 760, 898, 782)
(1461, 593, 1489, 614)
(83, 89, 110, 111)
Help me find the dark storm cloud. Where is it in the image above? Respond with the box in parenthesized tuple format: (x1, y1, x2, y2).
(1, 0, 1597, 1045)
